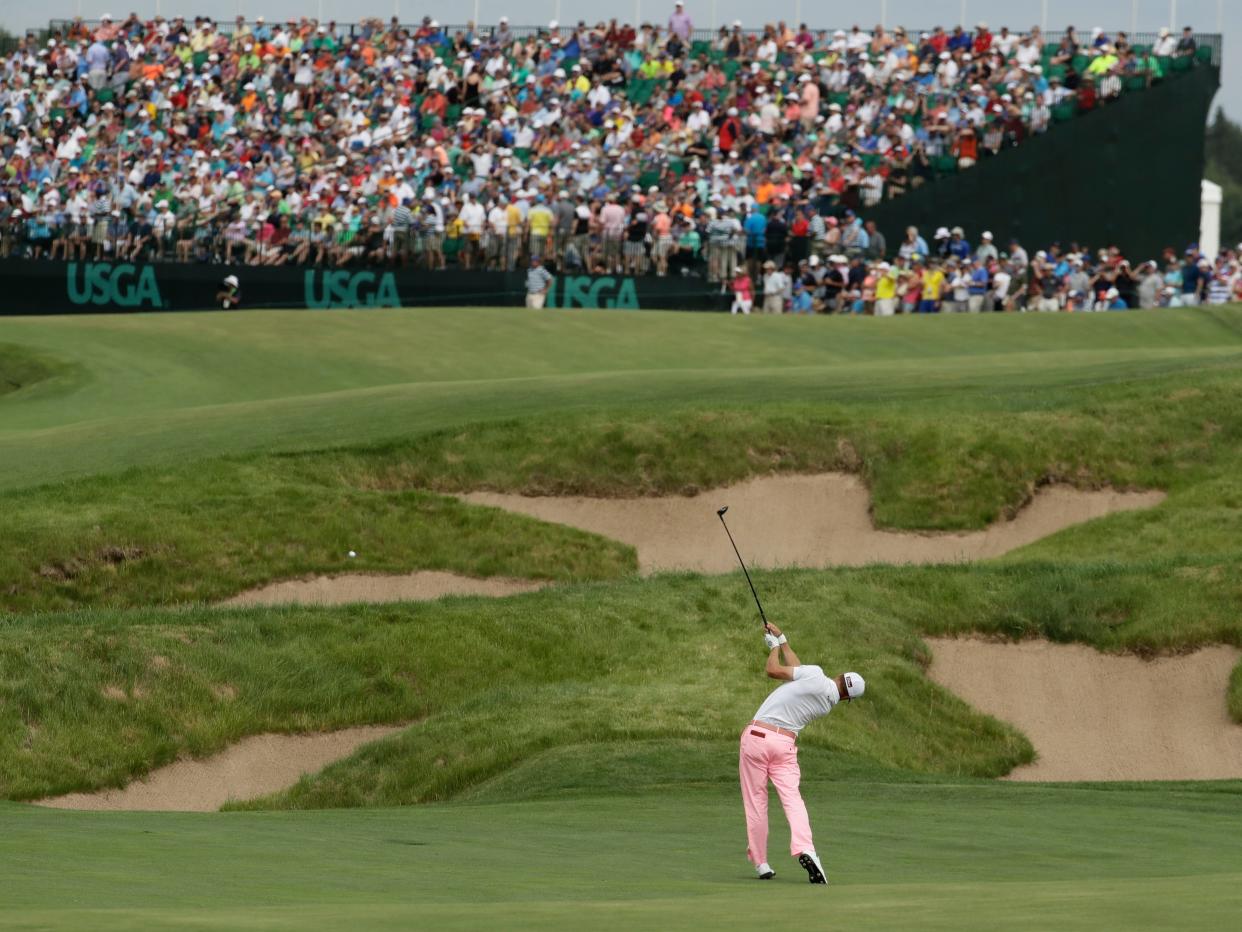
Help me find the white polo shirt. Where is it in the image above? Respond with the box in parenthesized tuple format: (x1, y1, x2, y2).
(752, 665, 839, 734)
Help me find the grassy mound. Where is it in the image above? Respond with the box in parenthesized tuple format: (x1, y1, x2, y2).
(2, 305, 1241, 805)
(2, 469, 632, 612)
(4, 364, 1240, 610)
(0, 571, 1010, 802)
(0, 343, 64, 398)
(5, 562, 1241, 805)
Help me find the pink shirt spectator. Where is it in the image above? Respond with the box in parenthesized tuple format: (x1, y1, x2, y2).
(668, 6, 693, 41)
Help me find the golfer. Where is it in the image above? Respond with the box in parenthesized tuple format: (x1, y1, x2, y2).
(740, 622, 864, 884)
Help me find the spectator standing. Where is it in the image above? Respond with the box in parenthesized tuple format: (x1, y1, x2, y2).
(901, 261, 924, 314)
(975, 232, 999, 263)
(762, 260, 787, 313)
(991, 261, 1014, 311)
(873, 262, 899, 317)
(668, 2, 693, 42)
(1176, 27, 1197, 58)
(822, 255, 847, 312)
(525, 255, 554, 308)
(897, 226, 929, 262)
(744, 205, 767, 277)
(1180, 252, 1205, 306)
(862, 220, 887, 261)
(945, 261, 971, 312)
(731, 265, 754, 314)
(967, 258, 991, 312)
(920, 261, 946, 313)
(1137, 262, 1163, 308)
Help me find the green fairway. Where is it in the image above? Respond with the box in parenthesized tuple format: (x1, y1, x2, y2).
(5, 305, 1242, 929)
(3, 306, 1242, 493)
(4, 776, 1240, 931)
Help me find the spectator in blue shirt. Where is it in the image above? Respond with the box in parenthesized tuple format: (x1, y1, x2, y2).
(967, 258, 991, 312)
(897, 225, 929, 262)
(948, 226, 972, 260)
(790, 281, 814, 314)
(743, 206, 767, 273)
(1180, 253, 1206, 306)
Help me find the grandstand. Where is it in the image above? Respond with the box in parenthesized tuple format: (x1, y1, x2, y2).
(0, 13, 1226, 312)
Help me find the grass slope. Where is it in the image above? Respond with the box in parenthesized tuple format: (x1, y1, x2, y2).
(1, 470, 633, 612)
(5, 358, 1242, 611)
(3, 775, 1240, 930)
(0, 572, 1022, 802)
(2, 306, 1240, 492)
(4, 561, 1241, 805)
(0, 342, 64, 399)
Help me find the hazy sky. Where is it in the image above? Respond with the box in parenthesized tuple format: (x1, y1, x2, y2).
(5, 0, 1236, 115)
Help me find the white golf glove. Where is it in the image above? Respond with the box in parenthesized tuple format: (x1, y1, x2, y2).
(764, 632, 781, 650)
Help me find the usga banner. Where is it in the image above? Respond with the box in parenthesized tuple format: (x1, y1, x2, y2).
(2, 260, 726, 315)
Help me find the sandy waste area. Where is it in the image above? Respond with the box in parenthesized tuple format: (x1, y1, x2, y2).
(464, 474, 1164, 574)
(927, 638, 1242, 781)
(38, 724, 405, 812)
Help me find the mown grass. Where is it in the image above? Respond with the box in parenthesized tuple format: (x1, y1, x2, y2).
(2, 305, 1240, 493)
(4, 775, 1241, 930)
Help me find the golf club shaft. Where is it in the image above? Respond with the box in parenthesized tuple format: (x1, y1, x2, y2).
(717, 513, 770, 629)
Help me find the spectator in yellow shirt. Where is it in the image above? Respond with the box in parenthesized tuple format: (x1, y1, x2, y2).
(874, 262, 899, 316)
(919, 262, 946, 312)
(527, 194, 554, 260)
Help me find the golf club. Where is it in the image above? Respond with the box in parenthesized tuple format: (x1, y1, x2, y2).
(716, 506, 771, 632)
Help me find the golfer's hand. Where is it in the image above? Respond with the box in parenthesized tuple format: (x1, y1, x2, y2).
(765, 623, 783, 637)
(764, 632, 781, 651)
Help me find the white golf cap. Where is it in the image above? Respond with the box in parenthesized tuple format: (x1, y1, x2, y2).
(841, 672, 865, 701)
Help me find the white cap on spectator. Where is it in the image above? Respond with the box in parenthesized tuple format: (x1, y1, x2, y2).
(982, 231, 993, 240)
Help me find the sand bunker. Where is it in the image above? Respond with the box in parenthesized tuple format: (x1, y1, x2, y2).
(223, 570, 546, 607)
(37, 724, 403, 812)
(927, 638, 1242, 781)
(464, 475, 1163, 573)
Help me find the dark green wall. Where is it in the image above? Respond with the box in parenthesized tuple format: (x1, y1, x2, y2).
(869, 66, 1220, 260)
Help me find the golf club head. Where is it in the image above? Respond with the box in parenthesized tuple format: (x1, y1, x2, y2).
(717, 505, 728, 517)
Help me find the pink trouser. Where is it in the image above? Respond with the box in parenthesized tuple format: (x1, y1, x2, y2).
(739, 726, 814, 865)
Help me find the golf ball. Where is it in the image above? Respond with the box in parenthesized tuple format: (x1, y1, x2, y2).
(348, 550, 357, 558)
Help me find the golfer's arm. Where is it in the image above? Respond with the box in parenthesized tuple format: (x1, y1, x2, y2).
(779, 639, 801, 667)
(765, 647, 795, 681)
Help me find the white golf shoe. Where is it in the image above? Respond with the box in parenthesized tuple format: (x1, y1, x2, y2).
(756, 862, 775, 880)
(797, 851, 827, 885)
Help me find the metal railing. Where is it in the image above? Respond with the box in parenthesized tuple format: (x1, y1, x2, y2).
(0, 219, 721, 280)
(36, 19, 1222, 66)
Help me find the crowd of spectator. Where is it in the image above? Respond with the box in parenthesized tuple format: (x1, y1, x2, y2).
(724, 233, 1242, 314)
(0, 8, 1217, 307)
